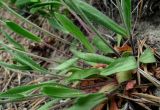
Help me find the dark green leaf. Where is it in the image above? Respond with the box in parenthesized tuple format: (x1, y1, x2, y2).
(65, 0, 127, 37)
(68, 93, 106, 110)
(42, 86, 84, 98)
(68, 68, 100, 82)
(121, 0, 131, 35)
(71, 49, 114, 64)
(55, 13, 94, 52)
(5, 21, 42, 42)
(101, 56, 137, 76)
(139, 48, 156, 64)
(15, 0, 40, 6)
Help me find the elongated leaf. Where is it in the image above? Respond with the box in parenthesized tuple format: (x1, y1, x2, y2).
(71, 49, 114, 64)
(139, 48, 156, 64)
(55, 58, 78, 70)
(0, 61, 32, 71)
(38, 99, 60, 110)
(42, 86, 84, 98)
(101, 56, 137, 76)
(5, 21, 42, 42)
(65, 0, 127, 37)
(68, 93, 106, 110)
(14, 52, 47, 73)
(93, 36, 113, 54)
(68, 68, 100, 82)
(0, 83, 47, 98)
(31, 1, 61, 8)
(1, 30, 25, 51)
(55, 13, 94, 52)
(121, 0, 131, 34)
(48, 18, 69, 34)
(15, 0, 39, 6)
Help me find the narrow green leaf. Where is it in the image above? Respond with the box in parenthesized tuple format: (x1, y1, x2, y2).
(121, 0, 131, 34)
(68, 68, 100, 82)
(5, 21, 42, 42)
(31, 1, 61, 8)
(15, 0, 40, 6)
(38, 99, 60, 110)
(65, 0, 127, 37)
(71, 49, 114, 64)
(55, 13, 94, 52)
(42, 86, 84, 98)
(55, 58, 78, 70)
(48, 18, 69, 34)
(139, 48, 156, 64)
(14, 52, 47, 73)
(0, 61, 32, 71)
(101, 56, 137, 76)
(93, 36, 113, 54)
(68, 93, 106, 110)
(1, 30, 25, 51)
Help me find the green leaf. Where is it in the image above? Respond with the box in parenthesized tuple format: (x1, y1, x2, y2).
(121, 0, 131, 34)
(55, 13, 94, 52)
(66, 0, 127, 37)
(14, 52, 47, 73)
(68, 93, 106, 110)
(0, 83, 49, 98)
(15, 0, 40, 6)
(48, 18, 69, 34)
(42, 86, 84, 98)
(68, 68, 100, 82)
(116, 71, 132, 84)
(1, 30, 25, 51)
(38, 99, 60, 110)
(101, 56, 137, 76)
(93, 36, 113, 54)
(0, 61, 32, 71)
(5, 21, 42, 42)
(71, 49, 114, 64)
(139, 48, 156, 64)
(31, 1, 61, 8)
(55, 58, 78, 71)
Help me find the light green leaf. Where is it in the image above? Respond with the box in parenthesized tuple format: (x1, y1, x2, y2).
(68, 68, 100, 82)
(55, 58, 78, 70)
(101, 56, 137, 76)
(68, 93, 106, 110)
(14, 52, 47, 73)
(121, 0, 131, 35)
(93, 36, 113, 54)
(116, 71, 132, 84)
(5, 21, 42, 42)
(0, 61, 32, 71)
(38, 99, 60, 110)
(55, 13, 94, 52)
(1, 30, 25, 51)
(66, 0, 127, 37)
(42, 86, 84, 98)
(139, 48, 156, 64)
(71, 49, 114, 64)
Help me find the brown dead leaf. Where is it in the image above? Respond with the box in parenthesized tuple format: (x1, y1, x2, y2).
(94, 103, 105, 110)
(109, 98, 119, 110)
(126, 80, 136, 90)
(115, 44, 132, 52)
